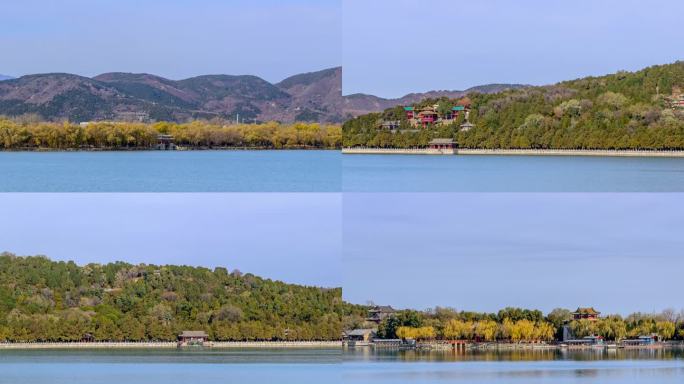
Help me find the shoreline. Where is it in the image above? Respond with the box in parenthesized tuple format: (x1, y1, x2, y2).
(345, 341, 684, 351)
(0, 147, 338, 152)
(342, 147, 684, 157)
(0, 341, 341, 350)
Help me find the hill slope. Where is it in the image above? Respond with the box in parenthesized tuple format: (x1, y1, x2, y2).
(0, 253, 343, 342)
(344, 61, 684, 150)
(343, 84, 528, 116)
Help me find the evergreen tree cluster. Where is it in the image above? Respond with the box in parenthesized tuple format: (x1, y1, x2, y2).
(0, 254, 343, 342)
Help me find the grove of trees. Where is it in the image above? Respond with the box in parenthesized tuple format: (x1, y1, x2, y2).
(344, 306, 684, 343)
(0, 253, 343, 342)
(0, 119, 342, 150)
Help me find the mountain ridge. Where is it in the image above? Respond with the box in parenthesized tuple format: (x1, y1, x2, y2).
(0, 67, 524, 123)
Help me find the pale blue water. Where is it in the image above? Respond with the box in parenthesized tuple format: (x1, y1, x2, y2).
(343, 155, 684, 191)
(3, 152, 684, 191)
(0, 151, 341, 192)
(343, 349, 684, 384)
(0, 348, 340, 384)
(2, 349, 682, 383)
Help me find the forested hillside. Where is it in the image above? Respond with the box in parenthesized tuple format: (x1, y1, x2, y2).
(0, 254, 343, 342)
(344, 62, 684, 149)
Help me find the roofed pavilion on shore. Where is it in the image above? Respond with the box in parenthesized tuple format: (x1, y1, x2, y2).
(427, 138, 456, 150)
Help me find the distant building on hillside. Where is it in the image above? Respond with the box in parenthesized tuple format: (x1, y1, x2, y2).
(381, 120, 401, 130)
(402, 99, 472, 129)
(115, 111, 150, 123)
(668, 87, 684, 109)
(572, 307, 600, 321)
(366, 305, 396, 324)
(459, 122, 475, 132)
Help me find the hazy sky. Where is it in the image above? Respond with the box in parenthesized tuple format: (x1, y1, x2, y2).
(343, 193, 684, 315)
(343, 0, 684, 98)
(0, 0, 341, 81)
(0, 193, 341, 287)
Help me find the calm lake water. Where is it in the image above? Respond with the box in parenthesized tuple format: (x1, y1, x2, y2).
(3, 151, 684, 191)
(0, 151, 341, 192)
(344, 348, 684, 384)
(2, 348, 682, 383)
(0, 348, 341, 384)
(343, 154, 684, 191)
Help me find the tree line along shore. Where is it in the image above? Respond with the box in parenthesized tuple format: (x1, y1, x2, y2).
(344, 306, 684, 344)
(3, 254, 682, 346)
(0, 118, 341, 150)
(0, 341, 340, 349)
(343, 61, 684, 150)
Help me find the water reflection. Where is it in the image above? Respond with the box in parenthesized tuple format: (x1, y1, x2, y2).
(345, 347, 684, 362)
(344, 348, 684, 383)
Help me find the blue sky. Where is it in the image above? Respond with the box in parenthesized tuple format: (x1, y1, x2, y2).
(343, 193, 684, 315)
(0, 0, 341, 81)
(343, 0, 684, 97)
(0, 193, 341, 287)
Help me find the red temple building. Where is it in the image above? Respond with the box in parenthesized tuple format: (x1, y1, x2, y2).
(417, 109, 438, 127)
(572, 307, 600, 321)
(399, 99, 472, 129)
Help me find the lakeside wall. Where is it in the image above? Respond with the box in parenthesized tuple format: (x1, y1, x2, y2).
(0, 341, 341, 350)
(342, 147, 684, 157)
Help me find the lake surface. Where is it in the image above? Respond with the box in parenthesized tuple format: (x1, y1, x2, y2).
(0, 151, 341, 192)
(0, 348, 341, 384)
(343, 155, 684, 191)
(344, 348, 684, 384)
(3, 151, 684, 192)
(2, 348, 682, 384)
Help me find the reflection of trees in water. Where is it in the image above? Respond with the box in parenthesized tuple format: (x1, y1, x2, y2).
(346, 348, 684, 362)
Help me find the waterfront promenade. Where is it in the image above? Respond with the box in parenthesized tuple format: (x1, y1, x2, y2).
(343, 147, 684, 157)
(0, 341, 341, 349)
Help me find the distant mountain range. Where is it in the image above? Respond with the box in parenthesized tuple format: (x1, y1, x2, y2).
(0, 74, 14, 81)
(0, 67, 524, 123)
(0, 68, 343, 123)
